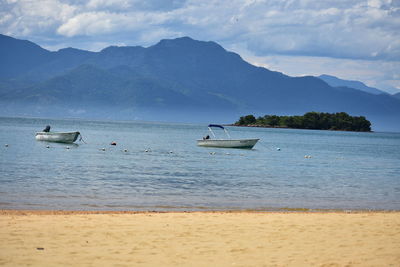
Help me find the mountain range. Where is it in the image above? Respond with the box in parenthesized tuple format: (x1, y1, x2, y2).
(1, 34, 400, 131)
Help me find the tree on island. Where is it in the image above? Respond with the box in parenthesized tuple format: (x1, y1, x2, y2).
(235, 112, 371, 132)
(237, 115, 256, 125)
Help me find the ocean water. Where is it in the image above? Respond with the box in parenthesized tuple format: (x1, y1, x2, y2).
(0, 117, 399, 211)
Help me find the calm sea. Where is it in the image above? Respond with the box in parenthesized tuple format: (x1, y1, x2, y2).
(1, 117, 399, 211)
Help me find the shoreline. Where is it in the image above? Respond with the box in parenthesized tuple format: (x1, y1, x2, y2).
(1, 208, 399, 215)
(1, 210, 399, 266)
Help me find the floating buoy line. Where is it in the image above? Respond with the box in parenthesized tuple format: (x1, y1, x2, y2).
(4, 136, 318, 160)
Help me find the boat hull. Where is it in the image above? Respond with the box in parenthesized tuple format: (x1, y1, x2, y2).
(35, 132, 80, 143)
(197, 139, 259, 149)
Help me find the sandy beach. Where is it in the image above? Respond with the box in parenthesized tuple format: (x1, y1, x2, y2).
(0, 210, 399, 266)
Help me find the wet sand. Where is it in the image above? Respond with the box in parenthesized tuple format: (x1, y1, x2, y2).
(1, 210, 399, 266)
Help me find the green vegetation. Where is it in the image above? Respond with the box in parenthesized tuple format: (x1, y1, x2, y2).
(235, 112, 371, 132)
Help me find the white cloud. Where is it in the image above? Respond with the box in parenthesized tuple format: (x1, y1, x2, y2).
(85, 0, 187, 11)
(86, 0, 131, 10)
(0, 0, 76, 36)
(57, 11, 131, 36)
(232, 0, 399, 60)
(56, 10, 174, 42)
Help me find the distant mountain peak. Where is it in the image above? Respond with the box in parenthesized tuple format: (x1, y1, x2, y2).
(0, 33, 48, 52)
(0, 33, 52, 78)
(57, 47, 76, 52)
(0, 33, 22, 42)
(56, 47, 94, 56)
(157, 36, 195, 45)
(154, 36, 225, 51)
(318, 74, 386, 95)
(100, 45, 145, 53)
(165, 36, 194, 42)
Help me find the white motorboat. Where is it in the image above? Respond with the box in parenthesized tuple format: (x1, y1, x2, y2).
(35, 131, 80, 143)
(197, 124, 259, 149)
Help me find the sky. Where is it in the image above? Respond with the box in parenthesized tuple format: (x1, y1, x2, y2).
(1, 0, 400, 94)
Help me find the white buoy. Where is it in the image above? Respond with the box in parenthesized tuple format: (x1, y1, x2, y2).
(276, 148, 281, 151)
(101, 148, 105, 151)
(66, 146, 70, 149)
(169, 151, 173, 154)
(5, 144, 9, 147)
(123, 149, 128, 152)
(46, 145, 50, 148)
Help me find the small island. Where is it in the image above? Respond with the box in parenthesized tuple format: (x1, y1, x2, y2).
(234, 112, 371, 132)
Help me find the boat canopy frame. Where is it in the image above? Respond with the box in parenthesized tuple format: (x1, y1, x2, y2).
(207, 124, 231, 139)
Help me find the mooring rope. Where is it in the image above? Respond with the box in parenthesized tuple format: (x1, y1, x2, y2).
(79, 133, 87, 144)
(257, 139, 280, 151)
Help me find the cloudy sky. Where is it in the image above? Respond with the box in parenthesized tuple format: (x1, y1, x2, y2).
(1, 0, 399, 93)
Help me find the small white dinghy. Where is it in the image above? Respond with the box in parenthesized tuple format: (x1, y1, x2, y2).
(35, 125, 80, 143)
(197, 124, 259, 149)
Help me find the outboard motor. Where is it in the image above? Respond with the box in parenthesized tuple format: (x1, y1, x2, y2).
(43, 125, 51, 132)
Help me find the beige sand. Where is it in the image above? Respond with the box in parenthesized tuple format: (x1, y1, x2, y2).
(0, 210, 399, 266)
